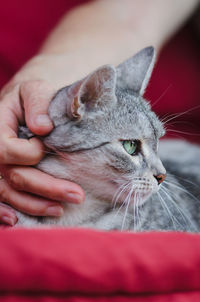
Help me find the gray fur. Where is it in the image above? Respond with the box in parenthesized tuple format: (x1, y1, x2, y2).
(17, 47, 200, 232)
(117, 46, 155, 94)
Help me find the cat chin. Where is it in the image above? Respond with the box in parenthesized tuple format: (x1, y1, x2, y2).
(116, 178, 159, 207)
(138, 191, 154, 205)
(112, 188, 155, 208)
(134, 190, 154, 206)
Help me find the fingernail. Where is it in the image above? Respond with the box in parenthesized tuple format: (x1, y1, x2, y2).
(2, 215, 15, 226)
(66, 193, 83, 204)
(46, 206, 64, 217)
(35, 114, 52, 127)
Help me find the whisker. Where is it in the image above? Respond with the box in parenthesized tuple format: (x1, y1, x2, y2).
(112, 182, 131, 209)
(165, 120, 195, 127)
(157, 191, 179, 230)
(112, 182, 126, 207)
(161, 113, 180, 125)
(168, 174, 199, 189)
(160, 187, 190, 227)
(121, 184, 134, 230)
(164, 180, 200, 204)
(112, 182, 135, 221)
(135, 192, 139, 229)
(161, 104, 200, 125)
(151, 85, 172, 108)
(133, 190, 137, 231)
(160, 185, 197, 231)
(135, 191, 141, 230)
(166, 128, 200, 136)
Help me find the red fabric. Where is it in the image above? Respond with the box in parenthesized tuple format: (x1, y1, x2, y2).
(0, 228, 200, 301)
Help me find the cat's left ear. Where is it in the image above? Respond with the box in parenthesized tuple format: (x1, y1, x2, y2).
(49, 65, 117, 126)
(117, 46, 156, 95)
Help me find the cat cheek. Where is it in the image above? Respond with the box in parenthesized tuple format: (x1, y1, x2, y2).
(130, 156, 140, 167)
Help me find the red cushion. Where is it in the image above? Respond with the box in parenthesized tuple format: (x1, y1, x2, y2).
(0, 228, 200, 301)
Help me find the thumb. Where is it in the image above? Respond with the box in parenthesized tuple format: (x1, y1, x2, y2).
(20, 80, 55, 135)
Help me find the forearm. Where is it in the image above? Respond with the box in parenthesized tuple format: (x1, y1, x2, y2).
(40, 0, 199, 64)
(7, 0, 199, 90)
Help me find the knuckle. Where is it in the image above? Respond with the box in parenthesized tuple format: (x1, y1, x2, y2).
(30, 139, 44, 162)
(35, 149, 44, 162)
(9, 170, 24, 190)
(20, 80, 54, 106)
(30, 152, 43, 165)
(20, 80, 51, 98)
(20, 80, 39, 92)
(36, 207, 48, 216)
(25, 203, 47, 216)
(20, 81, 39, 106)
(0, 82, 19, 99)
(6, 147, 19, 164)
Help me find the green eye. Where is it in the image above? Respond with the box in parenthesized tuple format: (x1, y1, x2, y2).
(122, 140, 138, 155)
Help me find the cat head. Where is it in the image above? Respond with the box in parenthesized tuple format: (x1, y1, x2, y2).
(44, 47, 166, 205)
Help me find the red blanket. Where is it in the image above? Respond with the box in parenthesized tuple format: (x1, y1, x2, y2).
(1, 228, 200, 301)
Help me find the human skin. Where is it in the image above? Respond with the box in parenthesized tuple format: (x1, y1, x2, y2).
(0, 0, 199, 225)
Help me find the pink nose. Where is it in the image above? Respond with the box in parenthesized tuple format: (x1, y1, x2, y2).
(154, 174, 166, 185)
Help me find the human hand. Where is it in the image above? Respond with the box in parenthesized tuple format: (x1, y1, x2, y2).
(0, 71, 85, 226)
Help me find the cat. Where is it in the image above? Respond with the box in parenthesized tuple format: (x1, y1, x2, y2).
(17, 46, 200, 231)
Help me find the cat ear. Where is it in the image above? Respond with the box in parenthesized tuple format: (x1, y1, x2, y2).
(116, 46, 156, 95)
(49, 65, 117, 126)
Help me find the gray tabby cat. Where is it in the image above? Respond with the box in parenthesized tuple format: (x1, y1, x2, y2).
(17, 47, 200, 231)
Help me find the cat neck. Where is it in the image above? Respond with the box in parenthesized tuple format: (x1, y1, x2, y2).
(60, 193, 111, 227)
(37, 155, 112, 226)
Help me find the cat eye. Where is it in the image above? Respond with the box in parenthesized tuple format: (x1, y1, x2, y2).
(122, 140, 139, 156)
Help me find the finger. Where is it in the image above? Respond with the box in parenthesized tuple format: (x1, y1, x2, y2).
(2, 165, 84, 204)
(0, 203, 17, 226)
(0, 132, 44, 165)
(0, 97, 44, 165)
(0, 178, 64, 217)
(20, 80, 55, 135)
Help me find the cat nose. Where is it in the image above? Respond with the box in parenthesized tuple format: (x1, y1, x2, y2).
(154, 174, 166, 185)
